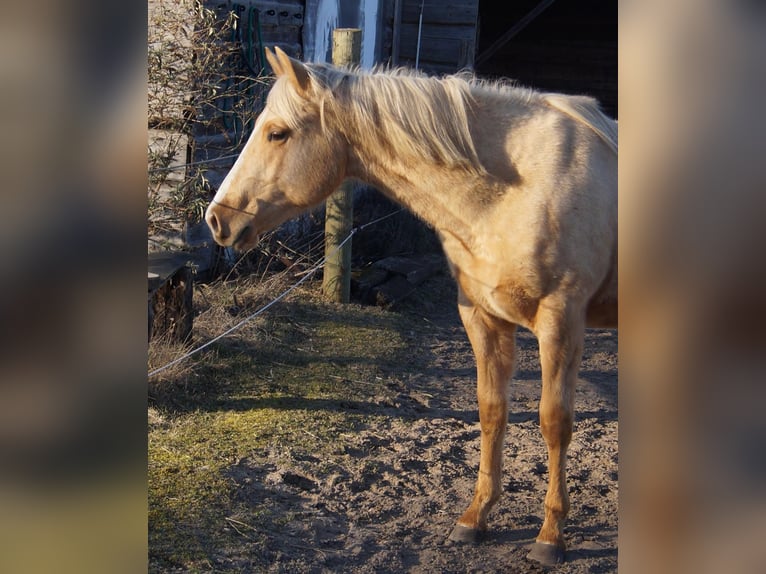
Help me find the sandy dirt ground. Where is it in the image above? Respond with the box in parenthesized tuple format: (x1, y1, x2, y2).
(214, 287, 618, 573)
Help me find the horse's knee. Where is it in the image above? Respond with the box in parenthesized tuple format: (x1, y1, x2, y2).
(478, 394, 508, 449)
(539, 404, 573, 447)
(479, 405, 508, 436)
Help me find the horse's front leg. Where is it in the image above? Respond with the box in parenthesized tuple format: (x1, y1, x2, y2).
(449, 294, 517, 543)
(526, 298, 585, 565)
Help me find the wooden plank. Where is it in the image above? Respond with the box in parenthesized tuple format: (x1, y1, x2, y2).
(148, 272, 162, 292)
(374, 254, 444, 284)
(149, 265, 194, 342)
(404, 254, 444, 285)
(259, 27, 301, 37)
(388, 55, 462, 75)
(373, 256, 423, 275)
(401, 2, 478, 26)
(400, 22, 476, 42)
(351, 266, 391, 303)
(398, 34, 470, 66)
(263, 41, 302, 60)
(398, 15, 477, 68)
(148, 251, 194, 290)
(248, 1, 303, 27)
(391, 0, 403, 65)
(372, 275, 416, 308)
(386, 1, 479, 72)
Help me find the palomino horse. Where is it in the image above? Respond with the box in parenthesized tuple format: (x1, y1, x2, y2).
(206, 47, 617, 565)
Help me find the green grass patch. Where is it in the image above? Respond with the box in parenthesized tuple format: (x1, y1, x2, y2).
(148, 279, 437, 571)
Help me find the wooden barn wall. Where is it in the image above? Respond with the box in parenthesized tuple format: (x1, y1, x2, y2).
(475, 0, 617, 118)
(377, 1, 616, 118)
(382, 0, 480, 74)
(194, 0, 304, 195)
(207, 0, 304, 59)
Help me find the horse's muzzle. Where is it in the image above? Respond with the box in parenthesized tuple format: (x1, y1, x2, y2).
(205, 204, 231, 245)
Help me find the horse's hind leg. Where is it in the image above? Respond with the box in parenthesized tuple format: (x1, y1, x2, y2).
(448, 294, 516, 543)
(526, 298, 585, 565)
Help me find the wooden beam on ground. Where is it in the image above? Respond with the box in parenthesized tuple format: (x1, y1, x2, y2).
(148, 251, 194, 342)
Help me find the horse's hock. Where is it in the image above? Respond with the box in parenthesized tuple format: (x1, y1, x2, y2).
(148, 252, 194, 342)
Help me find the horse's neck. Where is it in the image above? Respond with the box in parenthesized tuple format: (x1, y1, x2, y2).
(339, 107, 486, 240)
(335, 82, 525, 241)
(347, 148, 482, 242)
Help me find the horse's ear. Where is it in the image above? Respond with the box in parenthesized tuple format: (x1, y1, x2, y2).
(272, 46, 312, 98)
(264, 47, 284, 76)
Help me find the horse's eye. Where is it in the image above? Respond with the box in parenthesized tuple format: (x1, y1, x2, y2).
(267, 130, 288, 142)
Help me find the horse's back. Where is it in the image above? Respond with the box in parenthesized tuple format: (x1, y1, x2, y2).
(468, 91, 618, 329)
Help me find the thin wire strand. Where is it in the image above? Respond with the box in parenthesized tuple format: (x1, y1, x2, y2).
(148, 208, 404, 378)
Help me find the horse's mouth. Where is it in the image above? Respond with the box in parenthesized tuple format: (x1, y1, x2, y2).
(232, 225, 256, 251)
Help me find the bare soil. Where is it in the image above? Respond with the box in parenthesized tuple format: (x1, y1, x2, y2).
(149, 270, 617, 573)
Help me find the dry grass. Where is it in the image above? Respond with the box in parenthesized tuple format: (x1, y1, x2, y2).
(147, 267, 456, 571)
(147, 332, 198, 387)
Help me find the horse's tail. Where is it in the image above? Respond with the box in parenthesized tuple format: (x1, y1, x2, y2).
(543, 94, 618, 155)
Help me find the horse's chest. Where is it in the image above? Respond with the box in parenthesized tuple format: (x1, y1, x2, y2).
(440, 234, 540, 328)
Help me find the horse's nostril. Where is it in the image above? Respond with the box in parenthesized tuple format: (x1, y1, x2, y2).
(206, 210, 225, 238)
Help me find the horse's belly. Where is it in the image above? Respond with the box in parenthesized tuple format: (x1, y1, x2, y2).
(586, 297, 618, 327)
(585, 276, 618, 327)
(585, 250, 618, 327)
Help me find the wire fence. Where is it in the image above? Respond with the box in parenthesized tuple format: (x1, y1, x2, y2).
(148, 208, 404, 378)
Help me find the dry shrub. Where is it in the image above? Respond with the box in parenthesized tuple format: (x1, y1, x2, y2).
(147, 330, 198, 386)
(148, 0, 270, 238)
(148, 260, 317, 388)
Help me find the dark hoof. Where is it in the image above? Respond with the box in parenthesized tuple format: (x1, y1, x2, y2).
(527, 541, 565, 566)
(447, 524, 484, 545)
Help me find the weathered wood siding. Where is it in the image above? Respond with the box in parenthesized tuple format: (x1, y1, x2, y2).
(383, 0, 479, 73)
(377, 0, 616, 117)
(192, 1, 305, 183)
(207, 0, 304, 61)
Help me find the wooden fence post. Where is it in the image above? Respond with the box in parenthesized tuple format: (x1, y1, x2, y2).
(322, 28, 361, 302)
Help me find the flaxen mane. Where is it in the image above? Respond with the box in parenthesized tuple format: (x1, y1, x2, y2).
(268, 63, 617, 175)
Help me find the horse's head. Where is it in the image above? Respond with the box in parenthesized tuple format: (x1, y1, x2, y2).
(205, 47, 347, 250)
